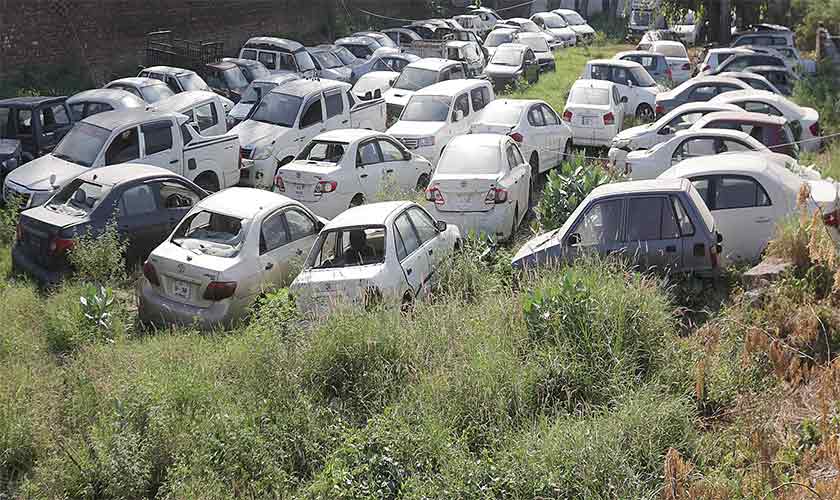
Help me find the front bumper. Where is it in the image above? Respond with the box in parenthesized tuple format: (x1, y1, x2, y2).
(238, 158, 275, 188)
(427, 204, 512, 240)
(608, 147, 631, 171)
(138, 279, 245, 329)
(11, 244, 66, 287)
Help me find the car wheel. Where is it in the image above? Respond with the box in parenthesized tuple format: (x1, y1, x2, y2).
(400, 292, 415, 315)
(509, 205, 519, 242)
(195, 172, 220, 192)
(416, 173, 430, 191)
(635, 104, 654, 122)
(529, 152, 539, 206)
(350, 194, 365, 208)
(563, 139, 573, 163)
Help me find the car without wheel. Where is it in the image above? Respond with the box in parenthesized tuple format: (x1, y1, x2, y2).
(273, 129, 433, 218)
(660, 152, 840, 263)
(221, 58, 271, 83)
(512, 178, 721, 274)
(654, 76, 751, 117)
(383, 58, 467, 125)
(139, 187, 327, 328)
(13, 164, 207, 286)
(581, 59, 661, 121)
(552, 9, 596, 43)
(0, 96, 74, 164)
(561, 79, 626, 148)
(530, 11, 577, 47)
(138, 66, 212, 94)
(291, 201, 461, 314)
(424, 134, 530, 241)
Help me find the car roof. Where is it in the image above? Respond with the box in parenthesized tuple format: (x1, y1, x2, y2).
(712, 88, 784, 103)
(355, 71, 399, 83)
(143, 66, 195, 76)
(673, 128, 763, 141)
(335, 36, 376, 45)
(488, 27, 518, 35)
(199, 187, 301, 219)
(244, 37, 304, 51)
(67, 89, 146, 107)
(693, 111, 787, 126)
(615, 50, 664, 58)
(590, 178, 690, 198)
(506, 17, 532, 23)
(572, 78, 616, 90)
(84, 109, 176, 129)
(315, 129, 382, 142)
(745, 65, 794, 73)
(269, 78, 350, 97)
(107, 77, 166, 88)
(709, 47, 753, 54)
(662, 151, 794, 179)
(415, 78, 488, 96)
(205, 61, 238, 71)
(554, 9, 579, 15)
(678, 75, 749, 89)
(517, 32, 546, 40)
(150, 91, 218, 112)
(483, 98, 542, 110)
(78, 163, 179, 186)
(587, 58, 642, 68)
(252, 74, 301, 85)
(495, 43, 529, 53)
(408, 57, 459, 70)
(326, 201, 412, 229)
(0, 96, 66, 107)
(222, 57, 261, 67)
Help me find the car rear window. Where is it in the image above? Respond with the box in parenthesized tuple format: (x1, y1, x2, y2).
(437, 141, 501, 175)
(307, 226, 387, 268)
(568, 87, 609, 105)
(172, 210, 247, 258)
(296, 140, 348, 164)
(46, 179, 108, 217)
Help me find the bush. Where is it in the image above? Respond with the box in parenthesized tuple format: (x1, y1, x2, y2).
(0, 194, 23, 246)
(68, 222, 128, 285)
(247, 288, 299, 336)
(534, 154, 619, 231)
(43, 283, 126, 354)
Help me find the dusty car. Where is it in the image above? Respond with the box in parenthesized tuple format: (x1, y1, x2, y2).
(582, 59, 661, 120)
(512, 178, 721, 274)
(352, 71, 399, 103)
(424, 134, 530, 241)
(0, 96, 74, 163)
(274, 129, 433, 218)
(689, 111, 799, 159)
(238, 37, 317, 75)
(654, 76, 751, 117)
(66, 89, 146, 121)
(139, 187, 326, 328)
(660, 152, 840, 263)
(13, 164, 207, 286)
(614, 50, 672, 83)
(149, 90, 232, 136)
(530, 11, 577, 46)
(384, 58, 467, 124)
(483, 27, 520, 60)
(485, 43, 541, 90)
(227, 73, 300, 126)
(715, 71, 784, 95)
(552, 9, 596, 44)
(516, 33, 556, 73)
(221, 57, 271, 83)
(291, 201, 461, 314)
(138, 66, 212, 94)
(201, 61, 250, 103)
(562, 79, 626, 148)
(743, 65, 799, 95)
(307, 46, 353, 82)
(104, 77, 176, 105)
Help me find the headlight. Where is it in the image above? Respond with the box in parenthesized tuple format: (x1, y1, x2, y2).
(612, 138, 632, 150)
(419, 136, 435, 147)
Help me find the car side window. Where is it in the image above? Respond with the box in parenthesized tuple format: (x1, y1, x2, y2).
(407, 208, 438, 244)
(105, 127, 140, 165)
(194, 103, 218, 132)
(357, 141, 382, 166)
(527, 106, 545, 127)
(86, 102, 114, 117)
(450, 65, 466, 80)
(715, 176, 772, 210)
(258, 52, 277, 70)
(627, 197, 668, 241)
(158, 181, 201, 209)
(614, 67, 630, 85)
(69, 104, 85, 121)
(260, 210, 290, 254)
(470, 87, 487, 111)
(241, 49, 257, 61)
(164, 76, 180, 94)
(742, 101, 783, 117)
(120, 184, 158, 217)
(571, 199, 623, 246)
(378, 139, 405, 162)
(284, 208, 317, 241)
(591, 64, 610, 81)
(540, 105, 559, 125)
(346, 91, 356, 109)
(325, 92, 344, 119)
(687, 85, 718, 100)
(141, 121, 173, 155)
(180, 123, 194, 146)
(300, 98, 323, 128)
(453, 93, 470, 120)
(394, 212, 420, 260)
(671, 196, 695, 236)
(43, 104, 70, 131)
(612, 86, 621, 105)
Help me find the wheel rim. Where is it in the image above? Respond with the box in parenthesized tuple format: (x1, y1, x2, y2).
(350, 195, 364, 208)
(637, 106, 654, 121)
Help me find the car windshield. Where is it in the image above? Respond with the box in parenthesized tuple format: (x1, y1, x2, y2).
(631, 67, 657, 86)
(484, 31, 513, 47)
(334, 47, 358, 65)
(250, 92, 303, 128)
(222, 68, 249, 89)
(52, 122, 111, 167)
(568, 87, 610, 105)
(242, 64, 270, 81)
(393, 67, 440, 91)
(518, 21, 540, 32)
(401, 95, 451, 121)
(306, 225, 387, 269)
(478, 102, 524, 125)
(295, 50, 317, 72)
(520, 36, 549, 52)
(296, 140, 348, 163)
(240, 81, 278, 105)
(312, 51, 343, 69)
(562, 12, 586, 25)
(542, 14, 568, 28)
(491, 48, 523, 66)
(172, 210, 247, 258)
(177, 73, 210, 91)
(654, 44, 688, 58)
(45, 179, 108, 217)
(140, 84, 175, 104)
(437, 142, 501, 175)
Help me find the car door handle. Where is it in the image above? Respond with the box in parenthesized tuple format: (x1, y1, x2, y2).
(360, 174, 368, 178)
(341, 119, 349, 124)
(428, 248, 433, 256)
(385, 169, 394, 174)
(264, 262, 274, 270)
(754, 217, 771, 223)
(296, 248, 303, 256)
(169, 159, 178, 164)
(665, 245, 677, 253)
(406, 268, 413, 275)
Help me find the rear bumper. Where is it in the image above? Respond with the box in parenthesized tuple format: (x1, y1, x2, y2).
(11, 244, 67, 287)
(137, 279, 244, 329)
(238, 158, 275, 189)
(427, 204, 513, 240)
(568, 125, 615, 147)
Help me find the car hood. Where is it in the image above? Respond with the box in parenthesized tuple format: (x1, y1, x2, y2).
(570, 24, 595, 35)
(486, 64, 521, 77)
(0, 139, 20, 158)
(229, 102, 254, 121)
(387, 120, 445, 137)
(384, 88, 415, 107)
(231, 119, 292, 147)
(614, 123, 654, 141)
(5, 155, 87, 192)
(547, 27, 576, 38)
(512, 229, 562, 268)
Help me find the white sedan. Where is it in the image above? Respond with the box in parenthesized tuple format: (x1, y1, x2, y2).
(660, 152, 840, 263)
(648, 41, 692, 83)
(608, 102, 742, 170)
(711, 90, 822, 153)
(274, 129, 434, 219)
(291, 201, 461, 314)
(138, 188, 327, 328)
(424, 134, 530, 241)
(470, 99, 573, 177)
(625, 129, 768, 180)
(562, 79, 626, 148)
(581, 59, 661, 120)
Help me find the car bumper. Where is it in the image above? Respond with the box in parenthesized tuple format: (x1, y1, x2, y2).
(568, 126, 617, 147)
(427, 204, 512, 240)
(608, 147, 630, 171)
(11, 244, 66, 287)
(137, 279, 244, 329)
(275, 192, 353, 219)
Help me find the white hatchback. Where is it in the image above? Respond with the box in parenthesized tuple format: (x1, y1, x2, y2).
(425, 134, 531, 241)
(273, 129, 433, 219)
(562, 79, 626, 148)
(291, 201, 461, 314)
(138, 188, 327, 328)
(648, 41, 692, 83)
(470, 99, 573, 177)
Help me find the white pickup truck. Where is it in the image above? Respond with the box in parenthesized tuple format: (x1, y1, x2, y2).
(3, 110, 239, 207)
(232, 78, 387, 188)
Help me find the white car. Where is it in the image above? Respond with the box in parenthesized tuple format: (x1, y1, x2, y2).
(387, 79, 495, 167)
(581, 59, 661, 120)
(291, 201, 461, 313)
(149, 90, 232, 136)
(66, 89, 146, 121)
(608, 102, 742, 170)
(648, 41, 692, 83)
(660, 152, 840, 263)
(227, 73, 300, 125)
(352, 71, 399, 102)
(104, 77, 176, 105)
(470, 98, 572, 176)
(138, 188, 327, 328)
(383, 58, 467, 122)
(274, 129, 433, 218)
(424, 134, 530, 241)
(711, 90, 822, 153)
(624, 129, 769, 180)
(562, 79, 626, 148)
(699, 48, 754, 73)
(552, 9, 596, 43)
(530, 12, 577, 47)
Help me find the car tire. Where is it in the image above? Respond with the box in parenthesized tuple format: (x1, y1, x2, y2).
(509, 205, 519, 242)
(635, 104, 654, 122)
(563, 139, 573, 162)
(195, 172, 220, 192)
(350, 194, 365, 208)
(400, 292, 415, 315)
(529, 152, 539, 206)
(416, 173, 430, 191)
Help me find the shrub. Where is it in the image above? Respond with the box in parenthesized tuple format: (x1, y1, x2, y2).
(68, 222, 128, 285)
(433, 235, 513, 304)
(534, 154, 618, 231)
(247, 288, 299, 336)
(0, 193, 23, 246)
(43, 283, 126, 354)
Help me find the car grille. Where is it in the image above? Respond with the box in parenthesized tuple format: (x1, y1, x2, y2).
(397, 137, 419, 150)
(240, 147, 254, 160)
(3, 185, 30, 208)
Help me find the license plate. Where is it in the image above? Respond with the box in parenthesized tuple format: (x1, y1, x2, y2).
(581, 116, 593, 126)
(457, 193, 473, 204)
(173, 280, 191, 300)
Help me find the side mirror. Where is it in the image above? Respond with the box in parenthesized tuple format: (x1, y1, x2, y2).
(364, 91, 373, 101)
(659, 126, 673, 135)
(454, 109, 465, 122)
(49, 173, 57, 188)
(374, 89, 382, 99)
(567, 233, 581, 246)
(434, 220, 447, 232)
(403, 151, 412, 161)
(626, 80, 634, 88)
(620, 96, 628, 103)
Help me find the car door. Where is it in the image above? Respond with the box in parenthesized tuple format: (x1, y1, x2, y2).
(298, 94, 326, 146)
(257, 209, 292, 293)
(115, 182, 170, 264)
(377, 137, 417, 189)
(283, 207, 321, 269)
(565, 197, 625, 263)
(539, 104, 563, 167)
(405, 207, 448, 286)
(624, 196, 682, 271)
(103, 126, 141, 166)
(38, 103, 72, 153)
(524, 49, 538, 82)
(323, 90, 348, 131)
(505, 141, 530, 209)
(610, 65, 635, 114)
(140, 121, 180, 171)
(355, 139, 386, 200)
(392, 210, 429, 296)
(157, 179, 203, 232)
(525, 104, 547, 166)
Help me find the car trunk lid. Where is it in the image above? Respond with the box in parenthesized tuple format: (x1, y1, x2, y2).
(146, 243, 235, 308)
(470, 122, 515, 135)
(565, 104, 611, 128)
(429, 172, 502, 212)
(17, 207, 81, 269)
(275, 161, 342, 202)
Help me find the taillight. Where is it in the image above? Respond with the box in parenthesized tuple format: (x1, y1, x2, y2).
(314, 180, 337, 194)
(681, 63, 691, 70)
(274, 175, 285, 192)
(655, 103, 665, 116)
(603, 112, 615, 126)
(143, 261, 160, 287)
(810, 122, 820, 137)
(203, 281, 237, 301)
(562, 110, 573, 122)
(823, 209, 840, 228)
(425, 186, 445, 205)
(485, 187, 508, 205)
(510, 132, 523, 142)
(49, 237, 74, 256)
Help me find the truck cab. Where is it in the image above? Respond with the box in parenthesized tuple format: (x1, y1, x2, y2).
(0, 96, 74, 163)
(202, 61, 250, 103)
(150, 91, 231, 136)
(138, 66, 212, 94)
(239, 37, 318, 75)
